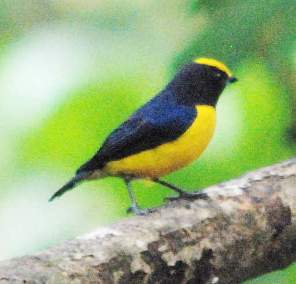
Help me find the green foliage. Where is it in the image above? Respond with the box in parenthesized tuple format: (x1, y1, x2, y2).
(20, 78, 146, 169)
(180, 0, 295, 67)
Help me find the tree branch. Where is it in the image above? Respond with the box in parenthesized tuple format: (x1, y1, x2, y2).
(1, 159, 296, 283)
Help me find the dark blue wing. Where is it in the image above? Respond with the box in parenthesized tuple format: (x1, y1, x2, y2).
(77, 96, 197, 173)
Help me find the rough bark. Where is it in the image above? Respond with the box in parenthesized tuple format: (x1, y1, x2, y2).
(1, 159, 296, 284)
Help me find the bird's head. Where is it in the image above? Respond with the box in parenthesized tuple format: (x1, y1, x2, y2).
(194, 57, 237, 84)
(168, 57, 237, 106)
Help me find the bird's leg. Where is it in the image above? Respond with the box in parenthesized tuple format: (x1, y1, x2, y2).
(124, 179, 151, 216)
(153, 178, 209, 201)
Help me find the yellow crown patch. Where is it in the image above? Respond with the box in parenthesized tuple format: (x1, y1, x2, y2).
(194, 57, 233, 78)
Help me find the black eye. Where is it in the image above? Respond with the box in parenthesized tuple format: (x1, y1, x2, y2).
(215, 72, 222, 78)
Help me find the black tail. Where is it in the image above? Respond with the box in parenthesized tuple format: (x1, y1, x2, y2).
(49, 172, 90, 202)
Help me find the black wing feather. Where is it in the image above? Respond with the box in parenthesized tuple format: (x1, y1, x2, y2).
(77, 95, 197, 174)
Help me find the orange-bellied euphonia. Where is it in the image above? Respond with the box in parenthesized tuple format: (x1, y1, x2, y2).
(50, 57, 237, 215)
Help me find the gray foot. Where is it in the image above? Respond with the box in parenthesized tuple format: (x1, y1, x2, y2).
(165, 192, 209, 202)
(127, 205, 152, 216)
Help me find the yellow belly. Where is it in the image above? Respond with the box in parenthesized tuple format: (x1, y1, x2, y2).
(104, 105, 216, 178)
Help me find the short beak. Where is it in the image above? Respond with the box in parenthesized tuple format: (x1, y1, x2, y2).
(229, 76, 238, 83)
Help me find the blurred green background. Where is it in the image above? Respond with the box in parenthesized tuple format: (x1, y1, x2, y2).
(0, 0, 295, 282)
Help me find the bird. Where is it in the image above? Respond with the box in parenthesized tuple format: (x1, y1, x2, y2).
(49, 57, 237, 215)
